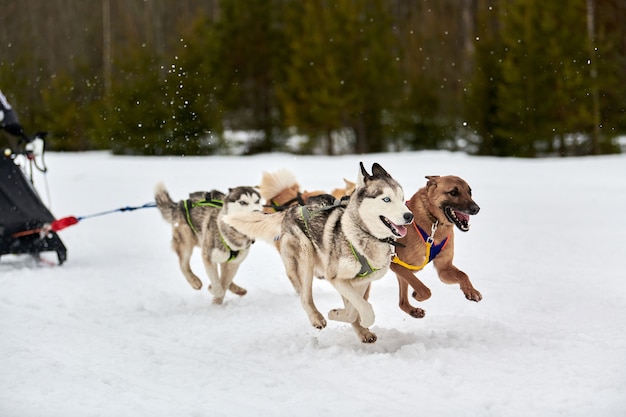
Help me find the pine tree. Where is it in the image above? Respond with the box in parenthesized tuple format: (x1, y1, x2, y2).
(281, 0, 400, 154)
(495, 0, 592, 156)
(210, 0, 288, 154)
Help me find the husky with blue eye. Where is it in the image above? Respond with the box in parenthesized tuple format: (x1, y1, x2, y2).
(223, 163, 413, 343)
(155, 183, 262, 304)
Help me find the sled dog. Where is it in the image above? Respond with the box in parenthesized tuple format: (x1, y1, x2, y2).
(223, 163, 414, 343)
(260, 168, 355, 213)
(390, 175, 481, 318)
(154, 183, 262, 304)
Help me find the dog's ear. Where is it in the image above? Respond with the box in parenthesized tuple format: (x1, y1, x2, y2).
(358, 161, 370, 186)
(425, 175, 440, 188)
(371, 163, 391, 179)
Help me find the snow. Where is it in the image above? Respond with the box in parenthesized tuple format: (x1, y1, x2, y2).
(1, 151, 625, 417)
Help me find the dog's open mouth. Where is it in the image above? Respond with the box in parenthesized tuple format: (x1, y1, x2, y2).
(444, 207, 472, 232)
(380, 216, 408, 238)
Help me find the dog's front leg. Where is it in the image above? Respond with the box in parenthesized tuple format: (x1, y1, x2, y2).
(330, 284, 377, 343)
(220, 262, 246, 297)
(389, 263, 427, 318)
(350, 321, 377, 343)
(328, 295, 358, 323)
(435, 262, 482, 302)
(330, 279, 375, 328)
(202, 258, 225, 304)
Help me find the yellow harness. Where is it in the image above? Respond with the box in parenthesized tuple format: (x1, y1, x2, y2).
(392, 244, 433, 272)
(392, 221, 448, 271)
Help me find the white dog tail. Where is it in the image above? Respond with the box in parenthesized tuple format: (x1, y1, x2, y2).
(222, 211, 285, 244)
(259, 169, 298, 200)
(154, 182, 177, 223)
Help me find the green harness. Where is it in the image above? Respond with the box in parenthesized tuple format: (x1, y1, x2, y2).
(299, 204, 378, 279)
(183, 197, 239, 262)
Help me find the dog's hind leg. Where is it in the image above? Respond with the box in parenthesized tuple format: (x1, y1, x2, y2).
(228, 282, 247, 296)
(172, 229, 202, 290)
(282, 237, 325, 329)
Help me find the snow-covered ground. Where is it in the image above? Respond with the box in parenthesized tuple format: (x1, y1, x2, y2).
(1, 151, 625, 417)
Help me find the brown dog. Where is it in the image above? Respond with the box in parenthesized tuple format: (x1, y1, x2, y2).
(390, 175, 481, 318)
(259, 169, 355, 213)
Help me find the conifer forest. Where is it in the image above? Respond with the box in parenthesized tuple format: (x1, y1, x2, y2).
(1, 0, 624, 157)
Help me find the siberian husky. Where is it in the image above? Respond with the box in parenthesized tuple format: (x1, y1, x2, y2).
(223, 163, 413, 343)
(154, 183, 262, 304)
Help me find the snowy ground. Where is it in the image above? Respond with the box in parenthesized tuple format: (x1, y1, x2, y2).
(1, 151, 625, 417)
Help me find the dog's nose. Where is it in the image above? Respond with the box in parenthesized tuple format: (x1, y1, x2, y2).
(403, 212, 414, 224)
(469, 204, 480, 215)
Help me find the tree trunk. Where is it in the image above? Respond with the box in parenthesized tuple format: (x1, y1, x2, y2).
(586, 0, 601, 155)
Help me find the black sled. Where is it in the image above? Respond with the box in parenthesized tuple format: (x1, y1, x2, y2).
(0, 138, 67, 265)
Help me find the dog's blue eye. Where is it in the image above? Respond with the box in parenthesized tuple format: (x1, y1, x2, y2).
(382, 197, 391, 203)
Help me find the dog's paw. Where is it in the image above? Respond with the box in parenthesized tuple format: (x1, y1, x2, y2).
(187, 277, 202, 290)
(360, 331, 377, 344)
(209, 285, 226, 304)
(309, 312, 327, 329)
(409, 307, 426, 318)
(328, 308, 357, 323)
(463, 287, 482, 302)
(228, 282, 247, 296)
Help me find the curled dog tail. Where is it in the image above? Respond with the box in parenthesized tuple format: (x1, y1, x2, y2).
(222, 210, 285, 244)
(154, 182, 177, 223)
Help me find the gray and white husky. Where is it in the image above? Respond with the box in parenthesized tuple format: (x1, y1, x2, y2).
(154, 183, 262, 304)
(223, 163, 413, 343)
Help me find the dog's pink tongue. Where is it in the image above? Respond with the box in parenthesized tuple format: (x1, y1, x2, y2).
(393, 223, 408, 238)
(456, 210, 470, 223)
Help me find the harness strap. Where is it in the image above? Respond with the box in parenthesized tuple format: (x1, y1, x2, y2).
(183, 198, 223, 234)
(219, 233, 239, 262)
(266, 192, 305, 212)
(300, 202, 377, 279)
(349, 242, 378, 278)
(391, 221, 449, 271)
(184, 198, 238, 262)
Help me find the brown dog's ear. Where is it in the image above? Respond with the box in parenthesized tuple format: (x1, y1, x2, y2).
(425, 175, 440, 188)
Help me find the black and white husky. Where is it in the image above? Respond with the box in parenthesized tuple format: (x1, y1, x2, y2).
(223, 163, 413, 342)
(155, 183, 262, 304)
